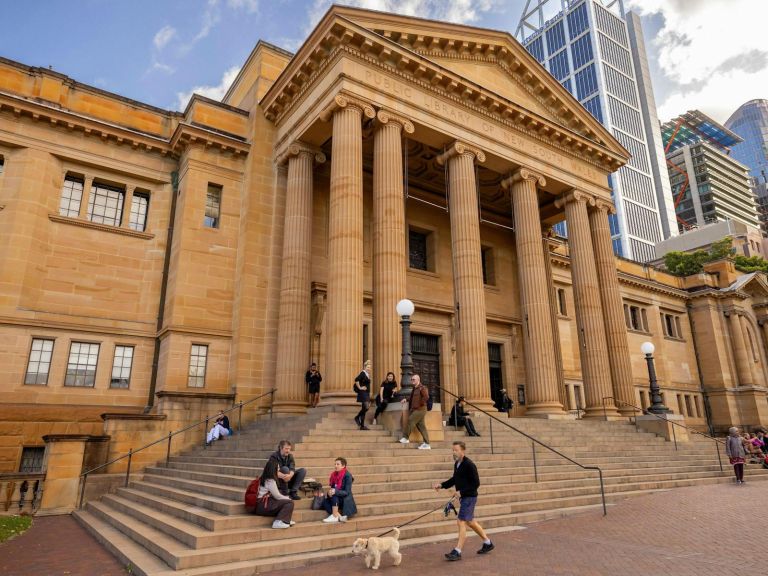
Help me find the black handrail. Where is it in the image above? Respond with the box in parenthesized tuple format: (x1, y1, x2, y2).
(78, 388, 276, 508)
(439, 386, 607, 516)
(601, 396, 724, 473)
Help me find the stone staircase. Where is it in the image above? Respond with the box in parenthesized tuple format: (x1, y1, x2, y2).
(73, 407, 767, 575)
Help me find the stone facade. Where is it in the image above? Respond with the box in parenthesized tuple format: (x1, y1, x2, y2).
(1, 7, 768, 475)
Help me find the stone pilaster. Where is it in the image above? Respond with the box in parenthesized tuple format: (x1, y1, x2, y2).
(741, 315, 765, 387)
(273, 143, 326, 414)
(589, 199, 636, 416)
(121, 185, 136, 229)
(436, 141, 492, 409)
(321, 94, 375, 405)
(555, 190, 618, 418)
(372, 110, 414, 389)
(502, 169, 564, 416)
(728, 310, 752, 387)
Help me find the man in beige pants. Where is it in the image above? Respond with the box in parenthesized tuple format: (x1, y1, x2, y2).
(399, 374, 431, 450)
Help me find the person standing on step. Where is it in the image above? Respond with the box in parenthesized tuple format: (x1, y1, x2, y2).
(305, 362, 322, 408)
(726, 427, 747, 484)
(433, 441, 494, 561)
(372, 371, 398, 425)
(399, 374, 431, 450)
(270, 440, 306, 500)
(353, 361, 372, 430)
(254, 458, 296, 529)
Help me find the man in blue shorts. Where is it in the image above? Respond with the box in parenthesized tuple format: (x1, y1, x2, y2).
(433, 440, 494, 561)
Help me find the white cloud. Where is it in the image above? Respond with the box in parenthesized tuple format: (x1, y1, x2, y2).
(153, 25, 177, 50)
(227, 0, 259, 13)
(176, 65, 241, 110)
(148, 61, 175, 75)
(627, 0, 768, 122)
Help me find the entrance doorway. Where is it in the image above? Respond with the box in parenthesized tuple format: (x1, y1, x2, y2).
(488, 343, 503, 408)
(412, 333, 440, 403)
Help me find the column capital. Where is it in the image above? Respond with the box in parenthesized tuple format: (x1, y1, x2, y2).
(275, 141, 326, 166)
(590, 197, 616, 215)
(375, 109, 415, 134)
(554, 189, 596, 209)
(501, 167, 546, 190)
(320, 92, 376, 122)
(436, 141, 486, 166)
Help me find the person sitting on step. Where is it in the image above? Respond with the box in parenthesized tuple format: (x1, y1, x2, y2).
(322, 457, 357, 523)
(372, 371, 398, 426)
(269, 440, 306, 501)
(448, 397, 480, 437)
(205, 410, 231, 446)
(254, 458, 296, 529)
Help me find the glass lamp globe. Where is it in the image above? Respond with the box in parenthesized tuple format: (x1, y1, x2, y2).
(396, 299, 415, 317)
(640, 341, 655, 356)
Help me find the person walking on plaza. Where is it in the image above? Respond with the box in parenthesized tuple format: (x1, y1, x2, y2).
(433, 441, 494, 561)
(726, 427, 747, 484)
(372, 371, 398, 425)
(270, 440, 307, 500)
(305, 363, 322, 408)
(399, 374, 431, 450)
(353, 361, 372, 430)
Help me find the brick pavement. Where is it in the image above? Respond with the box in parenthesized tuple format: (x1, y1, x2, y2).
(0, 515, 126, 576)
(272, 482, 766, 576)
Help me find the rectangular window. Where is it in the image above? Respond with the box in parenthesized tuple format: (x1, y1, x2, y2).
(561, 78, 573, 95)
(87, 182, 125, 226)
(557, 288, 567, 316)
(571, 33, 594, 70)
(582, 95, 603, 123)
(624, 304, 648, 332)
(545, 21, 566, 54)
(567, 2, 589, 39)
(684, 395, 693, 418)
(694, 396, 702, 418)
(64, 342, 100, 387)
(188, 344, 208, 388)
(25, 338, 54, 385)
(409, 229, 430, 271)
(548, 50, 570, 81)
(481, 246, 496, 285)
(59, 176, 84, 218)
(129, 192, 150, 232)
(526, 36, 544, 63)
(677, 394, 684, 416)
(19, 447, 45, 473)
(204, 184, 222, 228)
(575, 64, 598, 100)
(612, 237, 623, 257)
(110, 345, 134, 389)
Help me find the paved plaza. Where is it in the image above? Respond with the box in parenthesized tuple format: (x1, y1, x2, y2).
(1, 481, 764, 575)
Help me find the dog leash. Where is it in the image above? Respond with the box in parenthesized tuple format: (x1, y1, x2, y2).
(375, 494, 459, 538)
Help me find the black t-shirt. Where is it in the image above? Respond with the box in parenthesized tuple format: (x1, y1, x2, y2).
(305, 370, 322, 386)
(380, 381, 397, 402)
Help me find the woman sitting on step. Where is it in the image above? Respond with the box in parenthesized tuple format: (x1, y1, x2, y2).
(448, 397, 480, 437)
(322, 457, 357, 524)
(254, 459, 296, 529)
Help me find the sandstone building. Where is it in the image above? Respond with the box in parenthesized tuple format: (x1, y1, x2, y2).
(2, 6, 768, 480)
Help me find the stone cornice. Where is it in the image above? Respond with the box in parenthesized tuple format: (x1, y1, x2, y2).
(48, 213, 155, 240)
(435, 140, 486, 165)
(169, 122, 250, 158)
(375, 109, 415, 133)
(275, 141, 327, 166)
(261, 16, 627, 173)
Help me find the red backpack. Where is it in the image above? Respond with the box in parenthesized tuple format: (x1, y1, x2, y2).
(244, 477, 262, 509)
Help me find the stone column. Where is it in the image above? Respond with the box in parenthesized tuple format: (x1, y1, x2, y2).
(273, 143, 326, 414)
(373, 110, 414, 388)
(555, 190, 619, 418)
(728, 310, 752, 387)
(740, 315, 765, 386)
(436, 141, 492, 410)
(320, 94, 375, 405)
(589, 199, 636, 416)
(502, 169, 564, 416)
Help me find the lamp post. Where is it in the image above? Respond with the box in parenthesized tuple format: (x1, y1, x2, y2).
(396, 299, 415, 400)
(641, 342, 669, 414)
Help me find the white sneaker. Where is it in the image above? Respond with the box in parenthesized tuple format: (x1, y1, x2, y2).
(272, 520, 291, 529)
(289, 521, 296, 526)
(322, 515, 340, 524)
(418, 443, 431, 450)
(372, 418, 377, 426)
(399, 437, 410, 444)
(339, 515, 348, 522)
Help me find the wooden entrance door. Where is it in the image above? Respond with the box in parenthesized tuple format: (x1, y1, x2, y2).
(412, 333, 440, 402)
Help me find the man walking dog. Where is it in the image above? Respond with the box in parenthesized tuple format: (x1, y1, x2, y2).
(433, 440, 494, 561)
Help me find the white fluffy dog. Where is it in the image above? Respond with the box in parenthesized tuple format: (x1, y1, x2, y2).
(351, 527, 402, 570)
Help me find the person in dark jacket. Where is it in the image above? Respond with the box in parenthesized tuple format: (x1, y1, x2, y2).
(322, 457, 357, 523)
(305, 363, 322, 408)
(373, 372, 398, 425)
(354, 361, 372, 430)
(447, 397, 480, 437)
(205, 410, 231, 445)
(433, 441, 494, 561)
(269, 440, 306, 500)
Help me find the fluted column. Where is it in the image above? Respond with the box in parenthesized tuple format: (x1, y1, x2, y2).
(741, 315, 765, 386)
(728, 311, 752, 387)
(502, 169, 564, 416)
(589, 199, 636, 416)
(320, 94, 375, 405)
(555, 190, 619, 418)
(372, 110, 414, 388)
(273, 143, 326, 414)
(436, 142, 492, 409)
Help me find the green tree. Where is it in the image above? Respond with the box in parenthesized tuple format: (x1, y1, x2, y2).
(662, 237, 737, 277)
(734, 254, 768, 273)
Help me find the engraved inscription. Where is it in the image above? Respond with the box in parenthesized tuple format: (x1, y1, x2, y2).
(364, 70, 413, 99)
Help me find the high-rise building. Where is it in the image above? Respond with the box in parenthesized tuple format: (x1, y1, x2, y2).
(516, 0, 677, 262)
(725, 99, 768, 235)
(661, 110, 758, 231)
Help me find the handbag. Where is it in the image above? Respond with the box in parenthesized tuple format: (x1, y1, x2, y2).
(310, 494, 325, 510)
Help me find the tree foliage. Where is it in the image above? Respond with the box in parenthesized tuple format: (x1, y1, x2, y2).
(663, 237, 737, 276)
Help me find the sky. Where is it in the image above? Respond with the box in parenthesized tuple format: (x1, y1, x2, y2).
(0, 0, 764, 124)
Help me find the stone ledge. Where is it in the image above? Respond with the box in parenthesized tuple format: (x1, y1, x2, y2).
(155, 390, 236, 401)
(48, 213, 155, 239)
(42, 434, 111, 443)
(100, 413, 167, 422)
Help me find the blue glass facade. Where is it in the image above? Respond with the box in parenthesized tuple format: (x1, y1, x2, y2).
(526, 36, 544, 63)
(545, 20, 566, 53)
(571, 33, 593, 70)
(566, 2, 589, 39)
(726, 99, 768, 182)
(574, 64, 598, 100)
(549, 50, 570, 81)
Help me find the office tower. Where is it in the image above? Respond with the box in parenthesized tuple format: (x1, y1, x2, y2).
(661, 110, 758, 230)
(516, 0, 677, 262)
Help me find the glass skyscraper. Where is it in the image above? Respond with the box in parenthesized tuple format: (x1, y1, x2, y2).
(516, 0, 677, 262)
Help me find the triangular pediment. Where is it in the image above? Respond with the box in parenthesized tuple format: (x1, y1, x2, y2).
(727, 272, 768, 298)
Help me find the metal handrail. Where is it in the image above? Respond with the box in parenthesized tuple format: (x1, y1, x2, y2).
(78, 388, 276, 508)
(439, 386, 607, 516)
(601, 396, 724, 472)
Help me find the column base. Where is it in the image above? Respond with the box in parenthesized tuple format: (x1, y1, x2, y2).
(582, 406, 622, 420)
(524, 402, 568, 419)
(317, 392, 359, 408)
(617, 405, 642, 419)
(270, 401, 308, 416)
